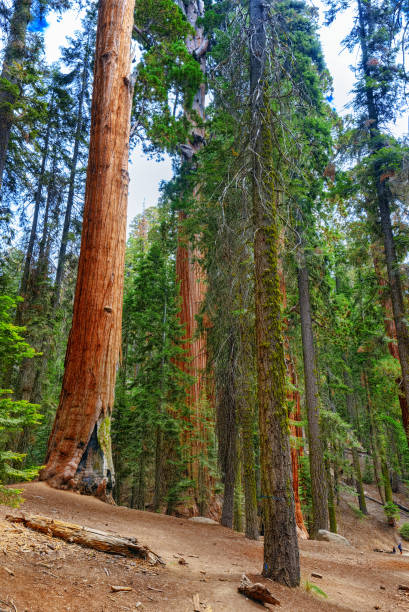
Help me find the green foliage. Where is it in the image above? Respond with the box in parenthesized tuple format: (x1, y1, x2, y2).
(112, 208, 193, 510)
(383, 501, 400, 521)
(132, 0, 203, 153)
(362, 456, 374, 484)
(399, 522, 409, 542)
(304, 580, 328, 598)
(0, 296, 36, 369)
(347, 502, 367, 520)
(299, 454, 313, 529)
(0, 297, 42, 506)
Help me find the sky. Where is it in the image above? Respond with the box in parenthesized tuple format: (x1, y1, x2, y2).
(43, 3, 408, 226)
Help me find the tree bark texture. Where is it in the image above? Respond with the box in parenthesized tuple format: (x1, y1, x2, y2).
(325, 456, 337, 533)
(216, 350, 237, 529)
(250, 0, 300, 587)
(238, 328, 259, 540)
(356, 0, 409, 437)
(7, 515, 162, 563)
(343, 368, 368, 515)
(372, 241, 409, 447)
(0, 0, 31, 190)
(174, 0, 213, 511)
(40, 0, 135, 500)
(297, 243, 329, 537)
(362, 369, 385, 504)
(279, 260, 308, 538)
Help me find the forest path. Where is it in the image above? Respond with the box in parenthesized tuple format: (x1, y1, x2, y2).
(0, 482, 408, 611)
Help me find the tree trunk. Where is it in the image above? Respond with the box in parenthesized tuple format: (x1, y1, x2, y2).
(233, 441, 244, 532)
(39, 0, 135, 501)
(356, 0, 409, 438)
(0, 0, 31, 190)
(279, 260, 308, 538)
(362, 370, 385, 504)
(131, 455, 145, 510)
(297, 241, 329, 537)
(53, 45, 90, 307)
(218, 354, 237, 529)
(343, 368, 368, 515)
(376, 194, 409, 441)
(174, 0, 212, 512)
(238, 328, 259, 540)
(7, 515, 162, 563)
(352, 447, 368, 515)
(153, 427, 163, 512)
(250, 0, 299, 587)
(325, 456, 337, 533)
(17, 106, 53, 319)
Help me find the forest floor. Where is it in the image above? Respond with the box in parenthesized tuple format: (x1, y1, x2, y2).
(0, 483, 409, 611)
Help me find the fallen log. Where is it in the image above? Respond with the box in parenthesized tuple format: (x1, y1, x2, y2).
(362, 492, 409, 515)
(6, 514, 163, 564)
(238, 574, 280, 606)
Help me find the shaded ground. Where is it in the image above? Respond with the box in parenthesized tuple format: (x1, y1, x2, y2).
(0, 482, 408, 611)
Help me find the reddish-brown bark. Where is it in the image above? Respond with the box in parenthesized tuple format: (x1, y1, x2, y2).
(40, 0, 135, 501)
(174, 1, 213, 512)
(175, 222, 208, 486)
(279, 264, 308, 538)
(372, 244, 409, 444)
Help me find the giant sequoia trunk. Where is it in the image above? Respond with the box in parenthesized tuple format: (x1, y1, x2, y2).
(297, 241, 329, 538)
(174, 0, 212, 512)
(279, 257, 308, 538)
(371, 246, 409, 445)
(40, 0, 135, 500)
(0, 0, 31, 190)
(250, 0, 300, 587)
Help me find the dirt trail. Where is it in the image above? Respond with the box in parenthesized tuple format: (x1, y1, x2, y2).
(0, 482, 408, 611)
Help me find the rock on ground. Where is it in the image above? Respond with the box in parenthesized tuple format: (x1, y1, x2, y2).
(317, 529, 351, 545)
(188, 516, 219, 525)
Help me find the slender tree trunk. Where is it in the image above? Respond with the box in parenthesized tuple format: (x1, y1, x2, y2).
(352, 447, 368, 515)
(343, 368, 368, 515)
(362, 370, 385, 504)
(250, 0, 299, 586)
(238, 332, 259, 539)
(0, 0, 31, 190)
(218, 358, 237, 528)
(17, 107, 52, 318)
(236, 264, 259, 539)
(297, 241, 329, 537)
(325, 456, 337, 533)
(39, 0, 135, 501)
(153, 427, 163, 512)
(131, 455, 145, 510)
(14, 144, 57, 413)
(356, 0, 409, 434)
(53, 47, 90, 307)
(233, 444, 244, 532)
